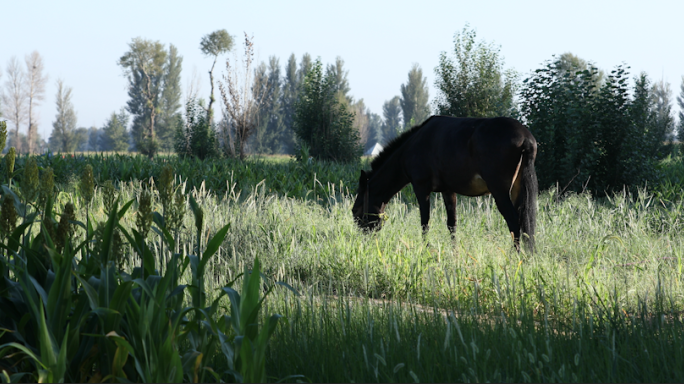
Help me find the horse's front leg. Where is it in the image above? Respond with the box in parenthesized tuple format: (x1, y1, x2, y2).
(442, 192, 457, 238)
(414, 186, 432, 238)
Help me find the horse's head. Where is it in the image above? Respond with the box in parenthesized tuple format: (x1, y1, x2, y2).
(352, 170, 386, 231)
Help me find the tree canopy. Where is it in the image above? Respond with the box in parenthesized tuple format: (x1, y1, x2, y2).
(434, 25, 518, 118)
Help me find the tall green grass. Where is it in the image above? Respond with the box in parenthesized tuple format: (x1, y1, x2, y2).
(1, 151, 683, 382)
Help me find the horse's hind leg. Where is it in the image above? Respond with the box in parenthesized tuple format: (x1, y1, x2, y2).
(489, 187, 522, 251)
(442, 192, 457, 238)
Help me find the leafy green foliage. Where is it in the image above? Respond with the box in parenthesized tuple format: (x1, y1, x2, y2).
(157, 44, 184, 152)
(100, 108, 130, 152)
(400, 64, 430, 127)
(381, 96, 403, 144)
(294, 59, 361, 162)
(0, 155, 285, 383)
(175, 100, 219, 159)
(48, 80, 78, 152)
(1, 150, 683, 382)
(676, 76, 684, 144)
(434, 25, 518, 118)
(252, 57, 286, 154)
(119, 38, 182, 158)
(521, 60, 668, 194)
(200, 29, 234, 58)
(200, 29, 235, 125)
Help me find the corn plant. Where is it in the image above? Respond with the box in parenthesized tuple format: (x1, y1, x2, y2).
(0, 155, 287, 383)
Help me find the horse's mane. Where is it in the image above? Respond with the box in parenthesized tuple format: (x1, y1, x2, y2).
(370, 116, 434, 172)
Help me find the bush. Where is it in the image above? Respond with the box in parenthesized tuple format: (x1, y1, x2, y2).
(521, 61, 668, 195)
(174, 100, 220, 160)
(293, 59, 361, 162)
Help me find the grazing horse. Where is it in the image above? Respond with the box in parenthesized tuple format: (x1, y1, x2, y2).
(352, 116, 538, 252)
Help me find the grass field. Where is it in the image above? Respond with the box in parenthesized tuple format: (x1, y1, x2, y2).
(1, 153, 683, 382)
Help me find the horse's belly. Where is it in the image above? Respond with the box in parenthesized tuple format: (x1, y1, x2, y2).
(461, 174, 490, 196)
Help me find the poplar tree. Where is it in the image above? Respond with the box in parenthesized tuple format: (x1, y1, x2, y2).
(651, 79, 675, 147)
(49, 79, 77, 152)
(381, 96, 402, 143)
(252, 56, 284, 154)
(199, 29, 234, 124)
(25, 51, 48, 154)
(100, 108, 130, 152)
(326, 57, 350, 102)
(294, 59, 360, 162)
(676, 76, 684, 143)
(157, 44, 183, 152)
(1, 57, 27, 152)
(119, 38, 168, 157)
(400, 64, 430, 127)
(435, 25, 518, 118)
(120, 38, 182, 157)
(279, 53, 309, 154)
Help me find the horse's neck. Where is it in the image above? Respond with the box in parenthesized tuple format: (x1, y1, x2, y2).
(368, 159, 409, 203)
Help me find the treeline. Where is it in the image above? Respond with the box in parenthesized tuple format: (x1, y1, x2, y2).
(3, 26, 683, 193)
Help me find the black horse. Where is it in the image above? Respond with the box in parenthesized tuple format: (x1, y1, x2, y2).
(352, 116, 538, 252)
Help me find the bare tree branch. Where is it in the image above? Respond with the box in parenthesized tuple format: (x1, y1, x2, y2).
(1, 57, 27, 152)
(25, 51, 48, 154)
(218, 33, 268, 160)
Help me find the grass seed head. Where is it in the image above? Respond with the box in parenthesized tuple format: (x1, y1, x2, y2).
(158, 164, 174, 206)
(0, 195, 18, 237)
(38, 167, 55, 209)
(56, 202, 76, 251)
(167, 188, 186, 233)
(136, 189, 153, 238)
(79, 164, 95, 205)
(0, 121, 7, 153)
(21, 157, 40, 204)
(4, 147, 15, 181)
(102, 180, 117, 214)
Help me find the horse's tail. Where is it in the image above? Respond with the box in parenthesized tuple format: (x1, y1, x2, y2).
(518, 138, 538, 253)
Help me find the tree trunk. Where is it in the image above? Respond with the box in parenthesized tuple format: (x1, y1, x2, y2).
(142, 65, 157, 158)
(207, 56, 218, 124)
(28, 100, 34, 154)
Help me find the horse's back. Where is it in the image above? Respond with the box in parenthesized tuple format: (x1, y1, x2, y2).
(401, 116, 535, 195)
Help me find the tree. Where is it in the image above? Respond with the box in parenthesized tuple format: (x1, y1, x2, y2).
(175, 99, 219, 159)
(157, 44, 183, 152)
(87, 127, 101, 152)
(366, 111, 383, 150)
(434, 25, 518, 118)
(252, 56, 285, 154)
(218, 34, 265, 160)
(351, 98, 370, 149)
(381, 96, 402, 144)
(25, 51, 48, 154)
(49, 79, 77, 152)
(676, 76, 684, 143)
(73, 127, 90, 151)
(521, 59, 666, 194)
(1, 57, 27, 152)
(326, 57, 351, 102)
(297, 53, 313, 85)
(400, 64, 430, 127)
(278, 53, 310, 154)
(553, 52, 604, 87)
(293, 59, 361, 162)
(119, 38, 168, 157)
(200, 29, 234, 124)
(100, 109, 130, 152)
(651, 79, 675, 146)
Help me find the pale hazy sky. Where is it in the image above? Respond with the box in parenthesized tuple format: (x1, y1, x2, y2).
(2, 0, 683, 139)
